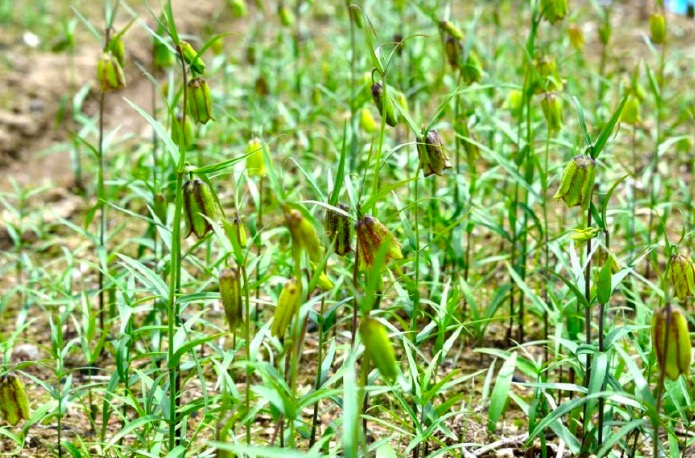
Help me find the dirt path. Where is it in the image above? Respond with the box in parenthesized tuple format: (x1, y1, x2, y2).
(0, 0, 227, 190)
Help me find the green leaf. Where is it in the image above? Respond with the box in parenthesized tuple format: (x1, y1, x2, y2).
(116, 254, 169, 301)
(591, 95, 628, 159)
(488, 352, 517, 432)
(124, 98, 179, 165)
(572, 96, 592, 147)
(329, 121, 349, 206)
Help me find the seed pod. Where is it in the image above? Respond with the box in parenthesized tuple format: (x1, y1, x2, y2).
(0, 374, 31, 426)
(541, 92, 564, 133)
(229, 0, 248, 17)
(619, 96, 641, 126)
(180, 41, 206, 74)
(439, 20, 464, 40)
(183, 178, 219, 239)
(568, 24, 584, 51)
(153, 193, 167, 223)
(541, 0, 568, 23)
(271, 278, 302, 338)
(97, 52, 126, 91)
(670, 254, 695, 301)
(187, 78, 214, 125)
(371, 82, 399, 127)
(246, 138, 267, 177)
(360, 317, 399, 382)
(444, 36, 463, 70)
(652, 306, 691, 381)
(285, 209, 323, 263)
(219, 267, 243, 331)
(324, 203, 352, 256)
(108, 34, 126, 68)
(462, 50, 483, 84)
(553, 155, 596, 210)
(359, 107, 377, 134)
(355, 215, 403, 268)
(417, 129, 452, 178)
(650, 13, 666, 45)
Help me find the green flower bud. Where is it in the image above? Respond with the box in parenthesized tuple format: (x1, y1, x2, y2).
(541, 0, 568, 23)
(187, 78, 214, 125)
(246, 138, 267, 177)
(223, 215, 247, 249)
(97, 52, 126, 91)
(371, 82, 399, 128)
(271, 278, 302, 338)
(183, 178, 219, 239)
(108, 34, 126, 68)
(568, 24, 584, 51)
(219, 267, 243, 332)
(356, 215, 403, 268)
(598, 16, 611, 45)
(229, 0, 248, 17)
(359, 107, 377, 133)
(310, 262, 335, 291)
(153, 193, 167, 223)
(417, 129, 452, 177)
(541, 92, 564, 133)
(154, 40, 175, 69)
(462, 50, 483, 84)
(278, 4, 295, 27)
(535, 56, 563, 92)
(360, 317, 399, 382)
(619, 96, 641, 126)
(506, 89, 524, 117)
(650, 13, 666, 45)
(0, 374, 31, 426)
(285, 208, 323, 263)
(172, 113, 194, 149)
(324, 203, 352, 256)
(439, 20, 464, 40)
(670, 254, 695, 301)
(652, 306, 691, 381)
(444, 36, 463, 70)
(180, 41, 206, 74)
(570, 226, 600, 243)
(553, 155, 596, 210)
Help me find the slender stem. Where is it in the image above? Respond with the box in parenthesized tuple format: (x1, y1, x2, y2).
(310, 296, 327, 446)
(542, 133, 550, 367)
(167, 43, 189, 451)
(410, 166, 421, 341)
(242, 264, 252, 444)
(581, 190, 594, 445)
(97, 89, 106, 333)
(597, 230, 610, 448)
(351, 244, 360, 346)
(653, 305, 672, 458)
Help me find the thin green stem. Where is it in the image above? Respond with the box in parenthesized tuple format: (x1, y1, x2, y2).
(167, 43, 189, 451)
